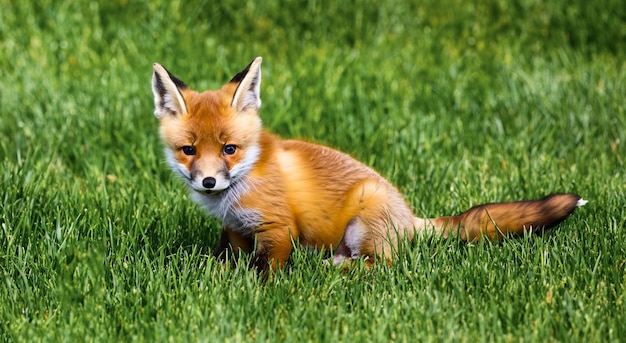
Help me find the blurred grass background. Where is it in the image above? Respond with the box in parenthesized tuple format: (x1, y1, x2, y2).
(1, 0, 625, 341)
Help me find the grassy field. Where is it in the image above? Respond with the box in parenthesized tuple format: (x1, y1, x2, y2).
(1, 0, 625, 341)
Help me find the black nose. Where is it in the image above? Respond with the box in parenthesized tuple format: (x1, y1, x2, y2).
(202, 177, 216, 189)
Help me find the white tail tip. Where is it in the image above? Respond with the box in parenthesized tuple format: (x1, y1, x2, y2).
(576, 198, 588, 207)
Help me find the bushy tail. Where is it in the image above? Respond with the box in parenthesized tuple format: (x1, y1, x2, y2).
(420, 194, 587, 241)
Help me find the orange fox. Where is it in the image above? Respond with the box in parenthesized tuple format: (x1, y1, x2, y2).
(151, 57, 586, 271)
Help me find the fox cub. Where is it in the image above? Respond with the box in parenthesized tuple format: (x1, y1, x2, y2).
(151, 57, 586, 271)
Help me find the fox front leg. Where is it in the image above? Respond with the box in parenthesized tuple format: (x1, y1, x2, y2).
(250, 222, 298, 272)
(213, 227, 254, 264)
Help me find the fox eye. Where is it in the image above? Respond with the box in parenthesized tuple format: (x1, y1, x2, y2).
(223, 144, 237, 155)
(181, 145, 196, 155)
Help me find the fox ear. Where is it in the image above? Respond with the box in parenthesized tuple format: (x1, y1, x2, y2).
(152, 63, 188, 118)
(230, 57, 262, 113)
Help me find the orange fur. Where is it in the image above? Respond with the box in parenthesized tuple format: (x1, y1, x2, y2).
(151, 57, 586, 271)
(429, 194, 583, 241)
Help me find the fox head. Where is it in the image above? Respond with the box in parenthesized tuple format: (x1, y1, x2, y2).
(152, 57, 263, 195)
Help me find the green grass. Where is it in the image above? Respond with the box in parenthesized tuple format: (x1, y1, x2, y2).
(1, 0, 625, 341)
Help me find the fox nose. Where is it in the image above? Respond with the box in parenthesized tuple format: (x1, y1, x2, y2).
(202, 177, 216, 189)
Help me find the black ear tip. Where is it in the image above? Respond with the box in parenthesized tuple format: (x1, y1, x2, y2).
(151, 63, 187, 89)
(229, 57, 262, 84)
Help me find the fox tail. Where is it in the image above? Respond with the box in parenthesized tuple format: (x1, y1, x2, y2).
(417, 193, 587, 241)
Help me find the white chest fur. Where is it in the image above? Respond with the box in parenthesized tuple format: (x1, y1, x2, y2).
(191, 179, 262, 234)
